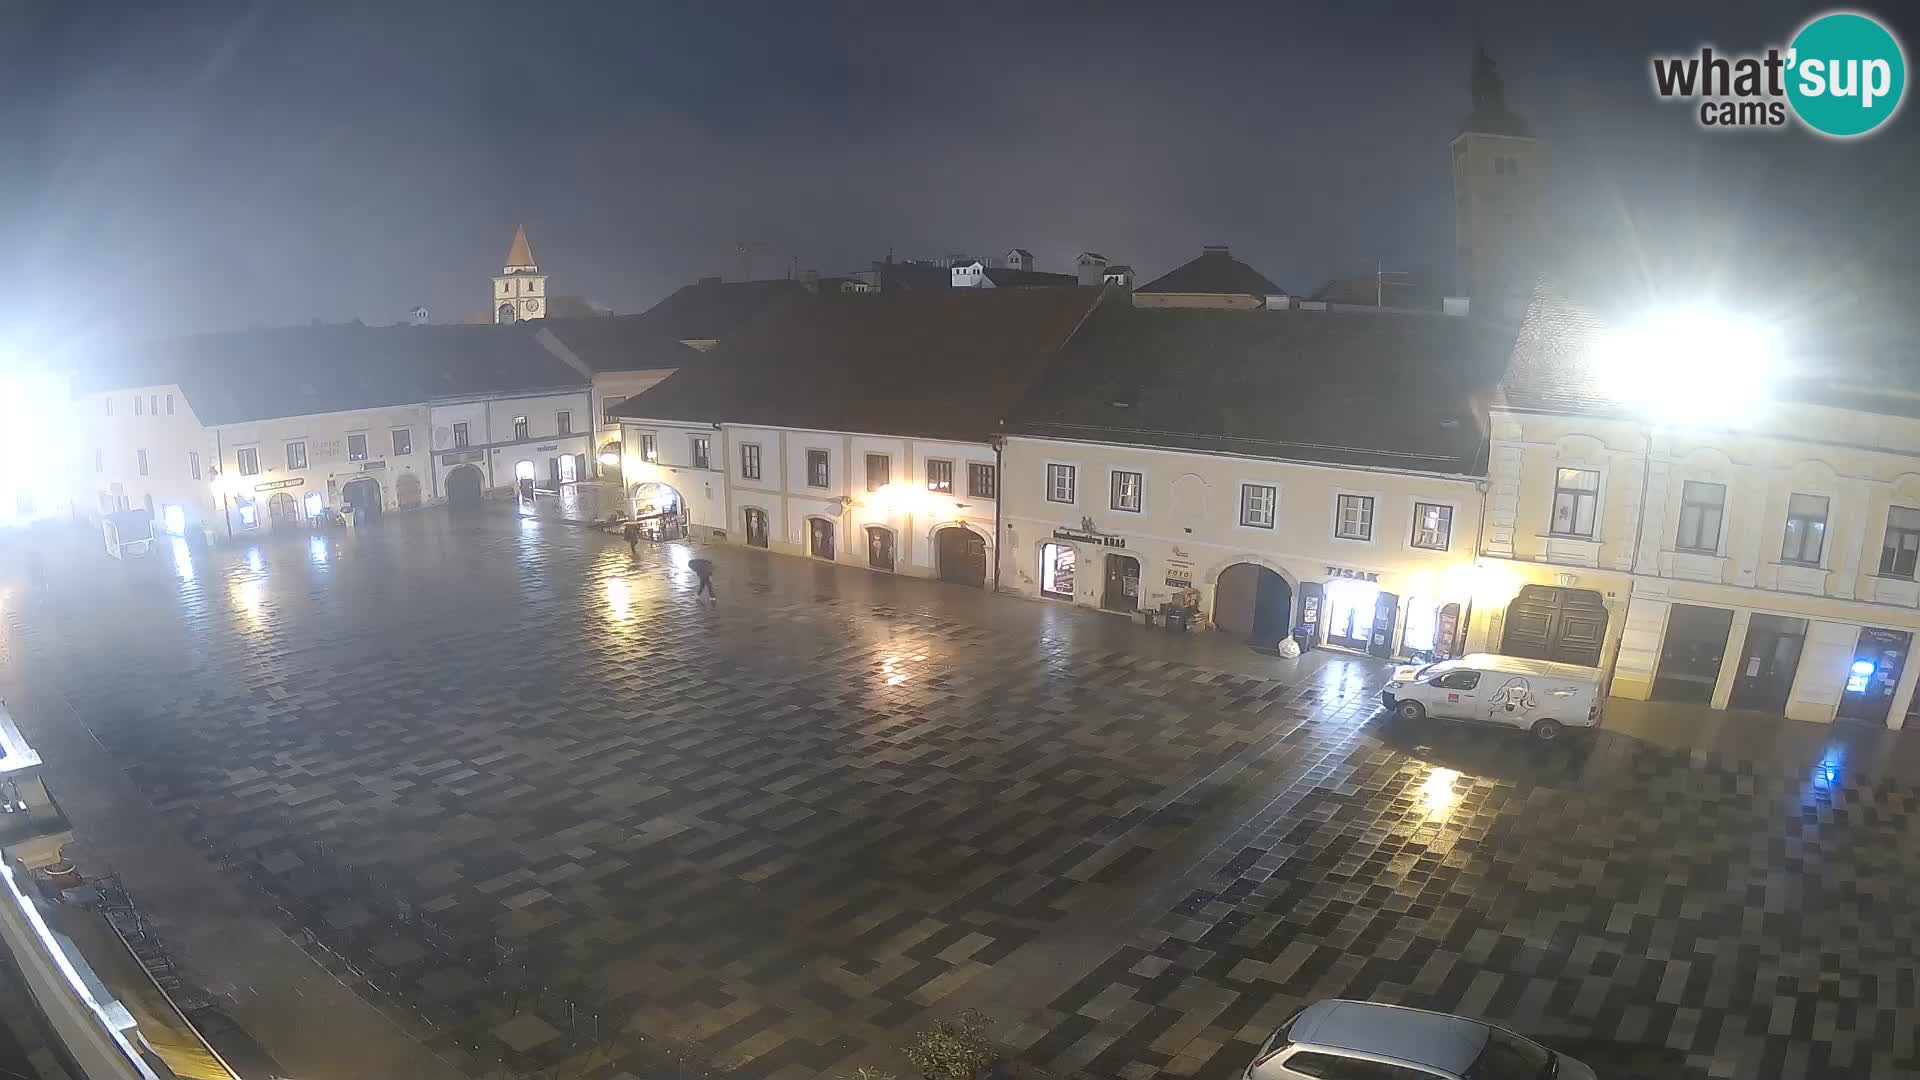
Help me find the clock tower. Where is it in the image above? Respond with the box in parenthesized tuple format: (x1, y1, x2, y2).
(492, 225, 547, 323)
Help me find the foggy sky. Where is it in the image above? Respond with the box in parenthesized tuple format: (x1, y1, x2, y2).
(2, 0, 1916, 350)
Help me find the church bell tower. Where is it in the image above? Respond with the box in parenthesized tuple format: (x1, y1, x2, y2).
(492, 225, 547, 323)
(1450, 47, 1546, 315)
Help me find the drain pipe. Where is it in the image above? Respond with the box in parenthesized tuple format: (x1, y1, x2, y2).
(991, 433, 1004, 593)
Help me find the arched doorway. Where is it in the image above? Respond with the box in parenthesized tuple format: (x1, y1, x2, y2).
(935, 526, 987, 588)
(1502, 585, 1608, 667)
(268, 491, 300, 527)
(446, 464, 484, 505)
(342, 477, 382, 520)
(497, 303, 515, 323)
(866, 526, 895, 571)
(629, 481, 685, 540)
(1102, 553, 1140, 613)
(514, 459, 536, 503)
(396, 472, 422, 510)
(1213, 562, 1293, 648)
(807, 517, 836, 560)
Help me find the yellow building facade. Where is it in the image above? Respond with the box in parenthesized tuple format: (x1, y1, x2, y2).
(1471, 390, 1920, 730)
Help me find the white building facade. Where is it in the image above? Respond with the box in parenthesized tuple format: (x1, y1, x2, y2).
(428, 388, 595, 503)
(999, 437, 1482, 657)
(209, 403, 430, 536)
(70, 382, 220, 541)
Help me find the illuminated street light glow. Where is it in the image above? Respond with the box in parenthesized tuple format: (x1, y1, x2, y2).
(1593, 308, 1783, 422)
(598, 451, 620, 467)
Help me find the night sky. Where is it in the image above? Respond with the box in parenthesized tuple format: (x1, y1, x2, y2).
(2, 1, 1916, 347)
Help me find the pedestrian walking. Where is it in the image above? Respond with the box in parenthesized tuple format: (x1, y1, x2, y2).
(689, 556, 717, 600)
(623, 520, 640, 555)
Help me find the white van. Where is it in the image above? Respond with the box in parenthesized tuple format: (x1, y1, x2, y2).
(1380, 653, 1603, 741)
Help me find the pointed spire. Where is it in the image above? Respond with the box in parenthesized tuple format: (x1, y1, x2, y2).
(504, 225, 536, 272)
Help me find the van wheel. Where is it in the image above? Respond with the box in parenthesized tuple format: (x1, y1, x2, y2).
(1394, 700, 1425, 721)
(1530, 718, 1563, 742)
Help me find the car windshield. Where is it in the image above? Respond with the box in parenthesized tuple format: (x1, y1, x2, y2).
(1464, 1028, 1554, 1080)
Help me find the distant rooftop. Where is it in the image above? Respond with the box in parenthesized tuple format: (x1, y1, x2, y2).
(1135, 246, 1284, 298)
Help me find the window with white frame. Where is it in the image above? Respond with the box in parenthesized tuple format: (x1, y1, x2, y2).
(1780, 493, 1828, 566)
(452, 422, 470, 448)
(286, 440, 307, 470)
(1240, 484, 1276, 529)
(1550, 467, 1599, 538)
(968, 462, 996, 498)
(513, 415, 529, 440)
(807, 448, 830, 487)
(1411, 502, 1452, 550)
(236, 447, 260, 476)
(137, 448, 149, 476)
(392, 428, 413, 456)
(740, 442, 762, 480)
(640, 433, 657, 461)
(189, 450, 200, 480)
(1675, 480, 1725, 553)
(691, 436, 711, 470)
(1880, 506, 1920, 579)
(1110, 470, 1142, 512)
(926, 458, 953, 493)
(556, 410, 572, 435)
(347, 433, 368, 462)
(1335, 494, 1374, 540)
(1046, 463, 1075, 504)
(866, 453, 890, 491)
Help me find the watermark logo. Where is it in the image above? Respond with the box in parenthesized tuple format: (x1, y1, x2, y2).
(1650, 9, 1906, 137)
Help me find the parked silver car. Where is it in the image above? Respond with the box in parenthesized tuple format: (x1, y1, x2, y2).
(1246, 1000, 1595, 1080)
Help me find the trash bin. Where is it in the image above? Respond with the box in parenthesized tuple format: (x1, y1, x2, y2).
(1165, 607, 1190, 633)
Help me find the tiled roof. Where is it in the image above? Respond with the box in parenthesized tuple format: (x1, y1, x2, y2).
(624, 278, 811, 342)
(982, 267, 1078, 288)
(1136, 246, 1285, 297)
(615, 287, 1103, 443)
(1007, 304, 1514, 476)
(540, 317, 705, 373)
(75, 323, 586, 427)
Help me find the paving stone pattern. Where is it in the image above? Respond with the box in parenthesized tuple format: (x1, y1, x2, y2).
(5, 513, 1920, 1080)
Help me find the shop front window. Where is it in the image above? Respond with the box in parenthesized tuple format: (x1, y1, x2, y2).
(1040, 543, 1076, 600)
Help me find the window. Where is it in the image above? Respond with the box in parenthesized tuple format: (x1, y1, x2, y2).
(392, 428, 413, 456)
(189, 450, 200, 480)
(134, 395, 144, 416)
(149, 394, 158, 415)
(1335, 494, 1374, 540)
(866, 453, 890, 491)
(556, 410, 571, 435)
(452, 422, 470, 448)
(1675, 480, 1725, 553)
(926, 458, 953, 493)
(1880, 506, 1920, 579)
(1040, 542, 1075, 600)
(807, 449, 830, 487)
(1240, 484, 1276, 528)
(166, 393, 174, 415)
(347, 433, 368, 462)
(1046, 463, 1076, 504)
(105, 397, 112, 416)
(94, 448, 103, 473)
(1550, 467, 1599, 537)
(740, 442, 762, 480)
(236, 447, 260, 476)
(968, 462, 996, 498)
(1110, 469, 1143, 512)
(1781, 493, 1828, 566)
(1464, 1028, 1553, 1080)
(1412, 502, 1453, 550)
(513, 415, 529, 440)
(641, 433, 658, 462)
(691, 436, 711, 470)
(137, 448, 149, 476)
(1431, 670, 1480, 690)
(286, 441, 307, 470)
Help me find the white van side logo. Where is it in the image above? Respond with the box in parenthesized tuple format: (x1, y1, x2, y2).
(1486, 677, 1539, 721)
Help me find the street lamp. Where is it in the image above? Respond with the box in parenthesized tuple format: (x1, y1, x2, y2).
(1592, 308, 1783, 422)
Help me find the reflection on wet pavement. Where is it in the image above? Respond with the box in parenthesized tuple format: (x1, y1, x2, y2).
(0, 511, 1916, 1080)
